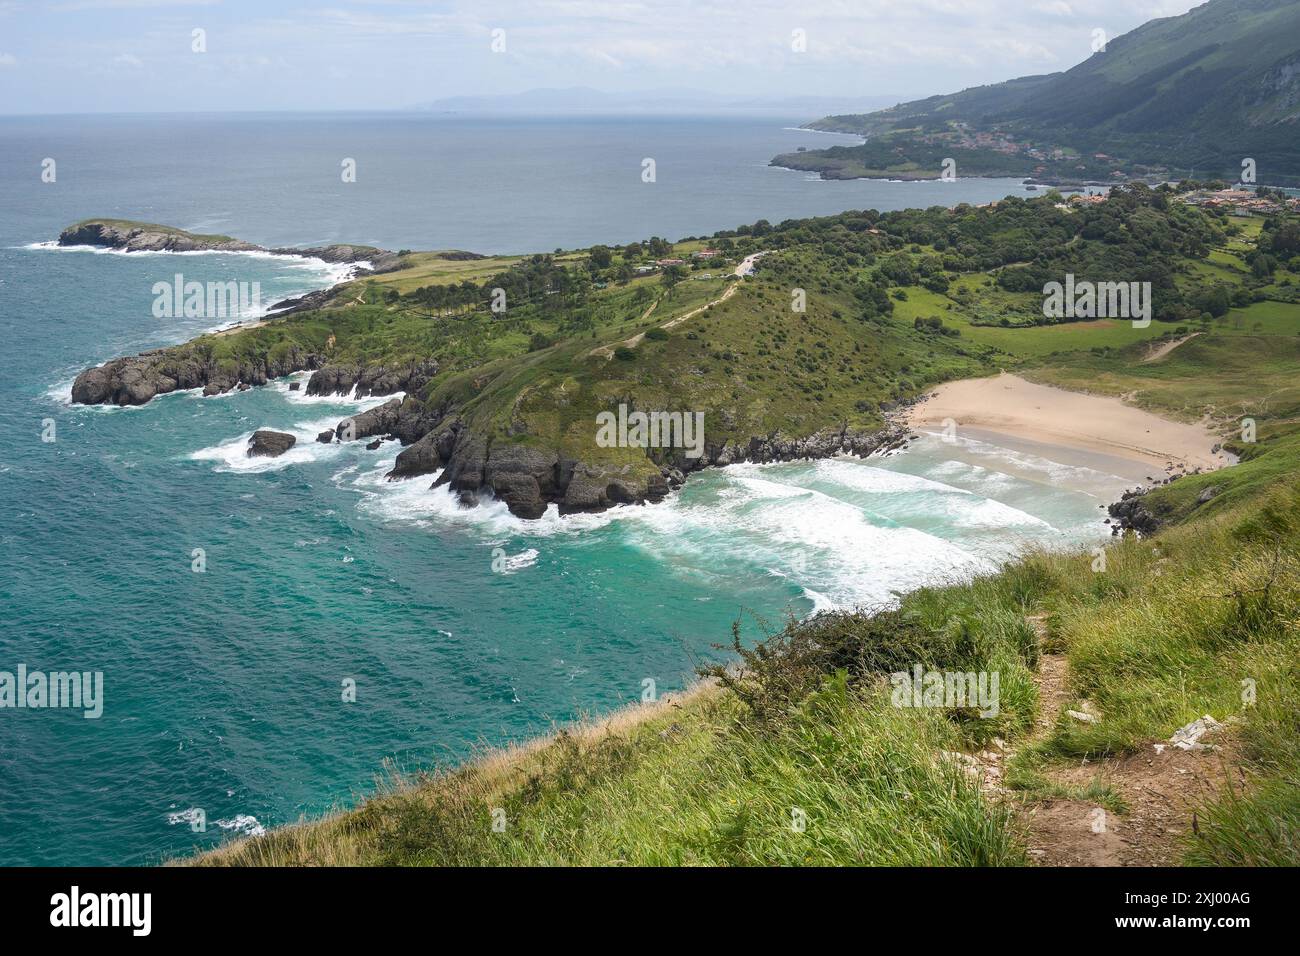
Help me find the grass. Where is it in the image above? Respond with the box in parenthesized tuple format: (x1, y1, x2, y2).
(196, 674, 1025, 867)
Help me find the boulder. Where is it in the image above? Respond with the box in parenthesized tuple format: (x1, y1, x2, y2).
(388, 420, 461, 481)
(247, 430, 297, 458)
(336, 398, 402, 441)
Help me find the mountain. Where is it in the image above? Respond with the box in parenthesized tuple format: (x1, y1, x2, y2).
(784, 0, 1300, 185)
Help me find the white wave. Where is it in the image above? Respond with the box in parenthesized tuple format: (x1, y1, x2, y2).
(495, 548, 539, 574)
(267, 372, 405, 410)
(188, 417, 354, 473)
(930, 431, 1122, 487)
(22, 240, 349, 278)
(215, 814, 266, 837)
(166, 807, 205, 828)
(802, 587, 838, 616)
(343, 437, 1115, 614)
(44, 377, 75, 405)
(351, 456, 650, 538)
(807, 457, 974, 496)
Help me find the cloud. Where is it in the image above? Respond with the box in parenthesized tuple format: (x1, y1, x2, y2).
(0, 52, 16, 68)
(0, 0, 1222, 112)
(57, 0, 218, 9)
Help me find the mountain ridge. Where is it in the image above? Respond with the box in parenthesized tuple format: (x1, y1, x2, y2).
(784, 0, 1300, 185)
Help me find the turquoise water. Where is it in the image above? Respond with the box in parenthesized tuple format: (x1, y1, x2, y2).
(0, 114, 1118, 865)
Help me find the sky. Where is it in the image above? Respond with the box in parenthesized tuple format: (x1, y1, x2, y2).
(0, 0, 1209, 114)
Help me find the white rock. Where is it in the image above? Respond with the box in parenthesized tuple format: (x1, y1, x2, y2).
(1170, 715, 1222, 751)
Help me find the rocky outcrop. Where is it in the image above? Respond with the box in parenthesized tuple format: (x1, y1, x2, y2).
(59, 221, 403, 271)
(306, 360, 440, 400)
(72, 344, 324, 406)
(59, 221, 263, 255)
(335, 398, 404, 441)
(268, 244, 397, 268)
(388, 419, 463, 480)
(248, 430, 296, 458)
(72, 349, 438, 409)
(560, 461, 668, 514)
(380, 415, 914, 520)
(59, 221, 407, 318)
(1108, 489, 1162, 536)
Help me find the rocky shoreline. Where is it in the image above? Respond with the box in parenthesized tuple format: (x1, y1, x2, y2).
(58, 219, 406, 273)
(70, 347, 439, 407)
(72, 334, 914, 519)
(383, 416, 915, 519)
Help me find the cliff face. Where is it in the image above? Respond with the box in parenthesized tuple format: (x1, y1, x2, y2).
(387, 418, 912, 519)
(59, 221, 263, 255)
(71, 348, 438, 408)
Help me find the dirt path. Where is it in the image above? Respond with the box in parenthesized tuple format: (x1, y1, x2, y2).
(589, 252, 766, 360)
(1010, 616, 1242, 866)
(1142, 331, 1201, 364)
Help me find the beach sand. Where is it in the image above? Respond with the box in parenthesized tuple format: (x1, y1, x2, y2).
(906, 373, 1232, 481)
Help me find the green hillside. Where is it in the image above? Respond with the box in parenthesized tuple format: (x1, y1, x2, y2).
(790, 0, 1300, 185)
(73, 185, 1300, 518)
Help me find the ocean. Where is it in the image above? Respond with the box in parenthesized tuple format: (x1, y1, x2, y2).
(0, 112, 1123, 865)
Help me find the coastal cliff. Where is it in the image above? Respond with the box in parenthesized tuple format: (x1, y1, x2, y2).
(59, 219, 406, 271)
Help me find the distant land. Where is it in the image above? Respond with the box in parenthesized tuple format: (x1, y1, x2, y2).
(774, 0, 1300, 187)
(410, 86, 904, 117)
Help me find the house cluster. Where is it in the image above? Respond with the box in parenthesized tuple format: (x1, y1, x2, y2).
(1180, 188, 1298, 215)
(637, 249, 722, 273)
(941, 125, 1024, 155)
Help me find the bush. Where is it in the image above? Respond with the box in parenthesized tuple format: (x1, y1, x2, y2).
(613, 346, 637, 361)
(699, 609, 968, 726)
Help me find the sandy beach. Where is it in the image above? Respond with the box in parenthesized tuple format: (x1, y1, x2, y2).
(906, 373, 1232, 480)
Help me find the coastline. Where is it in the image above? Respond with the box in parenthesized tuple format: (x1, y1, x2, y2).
(905, 372, 1233, 481)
